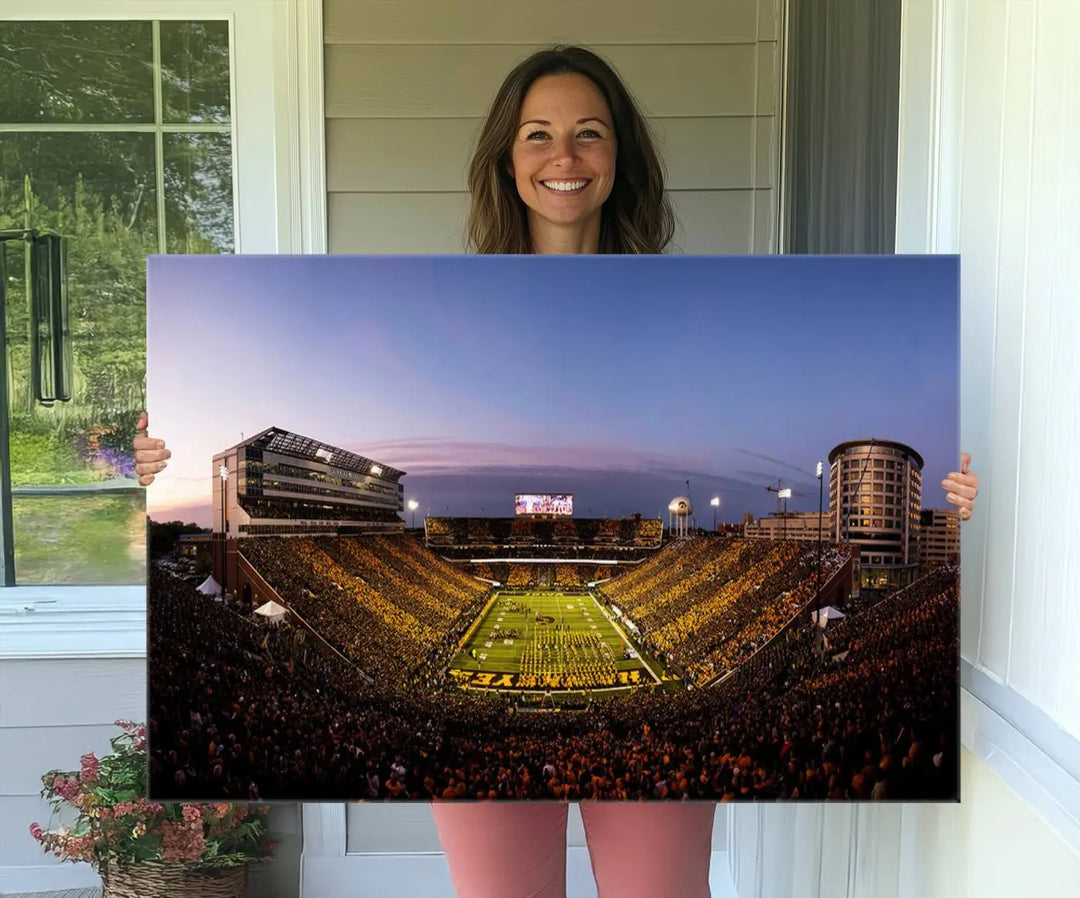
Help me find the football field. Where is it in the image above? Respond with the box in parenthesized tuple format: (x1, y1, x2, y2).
(447, 590, 666, 692)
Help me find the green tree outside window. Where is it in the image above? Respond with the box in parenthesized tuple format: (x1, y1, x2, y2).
(0, 20, 233, 584)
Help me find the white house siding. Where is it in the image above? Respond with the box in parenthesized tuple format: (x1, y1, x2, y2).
(0, 656, 145, 893)
(324, 0, 781, 255)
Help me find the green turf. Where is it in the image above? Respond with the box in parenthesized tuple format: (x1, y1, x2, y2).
(447, 590, 674, 693)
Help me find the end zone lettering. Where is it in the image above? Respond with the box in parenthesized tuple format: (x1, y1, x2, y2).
(448, 668, 645, 690)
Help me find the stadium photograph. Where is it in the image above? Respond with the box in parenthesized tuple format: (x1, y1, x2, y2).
(145, 254, 960, 804)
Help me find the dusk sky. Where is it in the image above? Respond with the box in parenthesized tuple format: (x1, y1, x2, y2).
(146, 255, 959, 528)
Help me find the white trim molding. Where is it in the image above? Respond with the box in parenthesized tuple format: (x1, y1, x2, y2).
(0, 587, 145, 659)
(961, 665, 1080, 855)
(302, 804, 348, 859)
(896, 0, 942, 254)
(285, 0, 328, 253)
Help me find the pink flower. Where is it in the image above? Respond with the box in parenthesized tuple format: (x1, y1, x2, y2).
(181, 804, 202, 824)
(63, 834, 96, 863)
(51, 777, 81, 802)
(80, 753, 99, 782)
(29, 822, 43, 842)
(112, 801, 136, 818)
(160, 821, 205, 862)
(213, 803, 231, 819)
(137, 798, 165, 817)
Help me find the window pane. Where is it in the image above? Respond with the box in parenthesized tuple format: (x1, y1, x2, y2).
(0, 22, 154, 123)
(2, 131, 154, 483)
(1, 19, 233, 586)
(13, 492, 145, 584)
(164, 133, 234, 253)
(160, 21, 232, 124)
(0, 132, 159, 242)
(3, 132, 154, 585)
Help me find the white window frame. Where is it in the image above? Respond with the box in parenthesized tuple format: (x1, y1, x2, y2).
(0, 0, 326, 660)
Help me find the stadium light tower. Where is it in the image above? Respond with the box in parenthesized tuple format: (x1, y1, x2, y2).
(816, 461, 824, 625)
(778, 487, 792, 539)
(218, 463, 228, 596)
(218, 464, 228, 535)
(710, 496, 720, 531)
(407, 498, 419, 529)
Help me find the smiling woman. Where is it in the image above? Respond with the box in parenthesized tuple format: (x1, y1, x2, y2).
(466, 45, 674, 255)
(509, 73, 617, 251)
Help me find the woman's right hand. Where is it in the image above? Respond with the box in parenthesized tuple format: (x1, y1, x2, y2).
(133, 411, 171, 486)
(941, 451, 979, 521)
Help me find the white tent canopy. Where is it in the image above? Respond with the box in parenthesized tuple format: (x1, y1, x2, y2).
(812, 606, 846, 627)
(196, 574, 222, 598)
(254, 600, 288, 625)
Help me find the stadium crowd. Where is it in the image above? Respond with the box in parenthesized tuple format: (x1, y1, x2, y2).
(240, 535, 486, 682)
(149, 532, 957, 804)
(600, 539, 855, 683)
(426, 516, 664, 551)
(555, 564, 583, 587)
(508, 564, 537, 588)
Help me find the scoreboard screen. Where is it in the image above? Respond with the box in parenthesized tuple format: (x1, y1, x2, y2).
(515, 494, 573, 516)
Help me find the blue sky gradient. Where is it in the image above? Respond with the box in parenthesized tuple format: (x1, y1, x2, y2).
(146, 254, 959, 526)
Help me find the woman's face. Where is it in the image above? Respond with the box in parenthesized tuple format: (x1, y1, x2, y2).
(509, 73, 616, 236)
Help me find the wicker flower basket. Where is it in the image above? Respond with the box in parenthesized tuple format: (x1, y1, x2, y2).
(100, 862, 247, 898)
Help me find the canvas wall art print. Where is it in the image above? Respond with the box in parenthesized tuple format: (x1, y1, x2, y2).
(145, 254, 960, 803)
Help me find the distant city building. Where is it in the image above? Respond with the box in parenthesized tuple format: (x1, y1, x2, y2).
(919, 507, 960, 568)
(177, 532, 211, 558)
(829, 439, 923, 589)
(743, 510, 835, 542)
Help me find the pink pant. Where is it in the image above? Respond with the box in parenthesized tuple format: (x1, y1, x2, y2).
(431, 802, 716, 898)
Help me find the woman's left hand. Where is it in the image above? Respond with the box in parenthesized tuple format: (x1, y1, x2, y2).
(941, 452, 979, 521)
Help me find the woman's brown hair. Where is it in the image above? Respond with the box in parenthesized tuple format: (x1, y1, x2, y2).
(466, 46, 676, 254)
